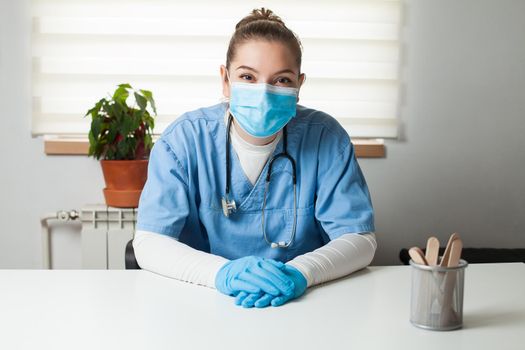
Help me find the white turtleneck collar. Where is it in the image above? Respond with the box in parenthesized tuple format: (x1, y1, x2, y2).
(224, 108, 282, 185)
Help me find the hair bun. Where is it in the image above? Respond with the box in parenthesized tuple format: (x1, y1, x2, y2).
(235, 7, 285, 30)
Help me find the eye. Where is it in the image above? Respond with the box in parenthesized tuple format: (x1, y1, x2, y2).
(275, 77, 292, 85)
(240, 74, 254, 81)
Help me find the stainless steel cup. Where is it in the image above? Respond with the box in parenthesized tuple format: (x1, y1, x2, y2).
(409, 258, 468, 331)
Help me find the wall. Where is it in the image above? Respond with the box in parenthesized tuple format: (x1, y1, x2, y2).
(0, 0, 104, 268)
(0, 0, 524, 268)
(362, 0, 525, 264)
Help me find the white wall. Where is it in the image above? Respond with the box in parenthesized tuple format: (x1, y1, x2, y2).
(1, 0, 524, 268)
(362, 0, 525, 264)
(0, 0, 104, 268)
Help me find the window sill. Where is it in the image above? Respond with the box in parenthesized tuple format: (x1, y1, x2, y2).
(43, 136, 385, 158)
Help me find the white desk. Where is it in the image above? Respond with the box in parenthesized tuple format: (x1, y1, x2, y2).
(1, 263, 524, 350)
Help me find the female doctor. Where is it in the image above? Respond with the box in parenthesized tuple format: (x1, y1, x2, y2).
(134, 8, 377, 308)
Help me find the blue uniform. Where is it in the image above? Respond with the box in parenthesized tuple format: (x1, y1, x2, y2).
(136, 102, 374, 263)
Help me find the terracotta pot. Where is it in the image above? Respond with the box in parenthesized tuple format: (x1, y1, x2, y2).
(100, 160, 148, 208)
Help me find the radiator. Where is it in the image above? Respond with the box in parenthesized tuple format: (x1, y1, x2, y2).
(40, 205, 137, 270)
(80, 205, 136, 269)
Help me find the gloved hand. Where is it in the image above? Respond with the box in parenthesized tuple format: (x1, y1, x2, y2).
(234, 265, 308, 308)
(215, 256, 295, 298)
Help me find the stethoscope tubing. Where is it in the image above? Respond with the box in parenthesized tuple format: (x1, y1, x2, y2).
(224, 113, 298, 248)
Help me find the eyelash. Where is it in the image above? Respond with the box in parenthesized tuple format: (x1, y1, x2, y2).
(239, 74, 292, 84)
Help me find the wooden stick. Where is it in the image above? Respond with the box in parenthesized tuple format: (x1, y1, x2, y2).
(425, 236, 440, 266)
(409, 247, 428, 265)
(440, 238, 463, 327)
(439, 232, 460, 267)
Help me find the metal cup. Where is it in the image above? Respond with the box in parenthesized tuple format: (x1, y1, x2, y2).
(409, 258, 468, 331)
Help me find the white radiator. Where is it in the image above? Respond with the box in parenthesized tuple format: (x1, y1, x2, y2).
(41, 205, 137, 270)
(80, 205, 136, 269)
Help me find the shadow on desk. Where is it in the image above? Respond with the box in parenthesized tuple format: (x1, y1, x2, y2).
(463, 309, 525, 329)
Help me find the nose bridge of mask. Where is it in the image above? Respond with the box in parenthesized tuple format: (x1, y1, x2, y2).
(263, 83, 298, 97)
(232, 83, 297, 109)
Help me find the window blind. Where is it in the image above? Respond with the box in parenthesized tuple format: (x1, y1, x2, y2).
(31, 0, 401, 138)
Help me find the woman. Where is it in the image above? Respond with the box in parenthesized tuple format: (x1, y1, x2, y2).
(134, 8, 376, 308)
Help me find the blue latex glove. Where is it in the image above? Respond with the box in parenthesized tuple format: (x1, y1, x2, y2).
(235, 265, 308, 308)
(215, 256, 295, 297)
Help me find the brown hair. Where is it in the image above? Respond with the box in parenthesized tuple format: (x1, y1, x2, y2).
(225, 8, 303, 74)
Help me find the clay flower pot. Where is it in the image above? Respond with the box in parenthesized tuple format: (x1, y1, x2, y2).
(100, 160, 148, 208)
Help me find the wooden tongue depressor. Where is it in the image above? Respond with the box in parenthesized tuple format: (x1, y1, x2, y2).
(425, 236, 440, 266)
(409, 247, 428, 265)
(440, 236, 463, 326)
(447, 237, 463, 268)
(439, 232, 460, 267)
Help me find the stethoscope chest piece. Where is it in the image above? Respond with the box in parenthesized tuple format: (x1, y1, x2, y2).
(221, 196, 236, 217)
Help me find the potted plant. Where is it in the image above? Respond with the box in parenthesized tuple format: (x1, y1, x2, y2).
(85, 83, 156, 208)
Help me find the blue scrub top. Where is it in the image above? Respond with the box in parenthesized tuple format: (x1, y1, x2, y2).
(136, 102, 374, 263)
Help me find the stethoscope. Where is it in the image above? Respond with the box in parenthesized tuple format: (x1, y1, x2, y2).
(221, 113, 297, 249)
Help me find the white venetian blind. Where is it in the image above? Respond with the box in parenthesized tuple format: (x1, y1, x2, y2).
(31, 0, 401, 138)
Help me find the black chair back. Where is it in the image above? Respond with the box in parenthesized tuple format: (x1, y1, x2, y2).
(399, 247, 525, 265)
(125, 239, 141, 269)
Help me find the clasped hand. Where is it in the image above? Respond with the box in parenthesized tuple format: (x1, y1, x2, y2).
(215, 256, 307, 308)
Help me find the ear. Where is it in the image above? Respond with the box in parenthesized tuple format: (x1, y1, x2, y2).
(296, 73, 306, 103)
(220, 65, 230, 98)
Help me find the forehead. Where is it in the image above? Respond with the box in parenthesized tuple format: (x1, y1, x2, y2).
(232, 39, 297, 73)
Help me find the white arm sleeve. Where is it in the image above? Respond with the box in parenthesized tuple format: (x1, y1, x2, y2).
(286, 232, 377, 288)
(132, 230, 229, 289)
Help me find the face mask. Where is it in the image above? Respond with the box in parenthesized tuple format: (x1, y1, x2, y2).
(228, 75, 298, 138)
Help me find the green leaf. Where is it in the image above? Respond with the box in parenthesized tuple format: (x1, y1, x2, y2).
(128, 109, 139, 131)
(101, 101, 112, 117)
(134, 92, 147, 111)
(140, 89, 157, 115)
(123, 114, 134, 136)
(91, 118, 101, 138)
(112, 84, 131, 104)
(113, 99, 125, 118)
(88, 132, 95, 157)
(85, 98, 105, 119)
(145, 115, 155, 130)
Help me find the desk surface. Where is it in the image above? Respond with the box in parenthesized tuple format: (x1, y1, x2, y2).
(1, 263, 524, 350)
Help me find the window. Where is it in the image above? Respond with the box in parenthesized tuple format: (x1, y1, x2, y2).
(32, 0, 401, 138)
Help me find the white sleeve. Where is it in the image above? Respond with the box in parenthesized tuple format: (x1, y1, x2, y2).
(286, 232, 377, 288)
(132, 230, 229, 289)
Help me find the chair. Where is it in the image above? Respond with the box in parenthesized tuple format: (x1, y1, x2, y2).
(125, 239, 141, 269)
(399, 247, 525, 265)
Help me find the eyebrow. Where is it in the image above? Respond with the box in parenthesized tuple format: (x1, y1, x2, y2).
(235, 65, 296, 75)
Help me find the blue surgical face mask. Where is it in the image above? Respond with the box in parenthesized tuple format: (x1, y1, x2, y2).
(228, 74, 298, 138)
